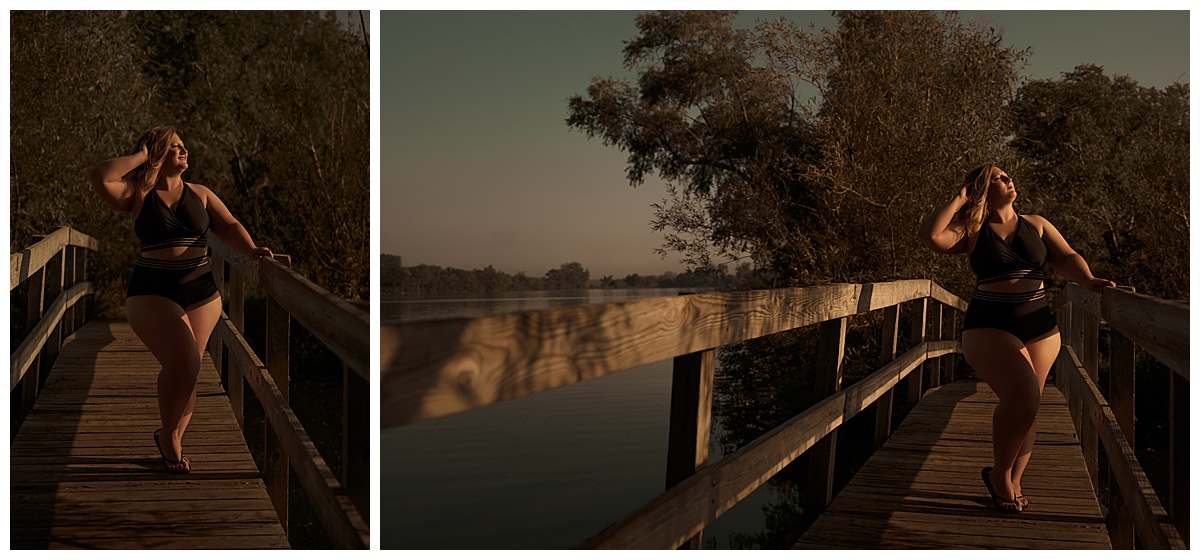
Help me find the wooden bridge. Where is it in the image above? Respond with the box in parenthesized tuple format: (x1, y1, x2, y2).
(10, 227, 370, 549)
(383, 279, 1188, 549)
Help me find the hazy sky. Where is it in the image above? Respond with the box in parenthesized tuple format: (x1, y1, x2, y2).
(384, 10, 1190, 278)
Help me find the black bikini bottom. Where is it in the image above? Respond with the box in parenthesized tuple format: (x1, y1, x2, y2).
(962, 289, 1057, 344)
(127, 255, 219, 310)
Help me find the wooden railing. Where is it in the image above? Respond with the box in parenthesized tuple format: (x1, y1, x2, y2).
(1056, 283, 1188, 549)
(207, 233, 369, 549)
(9, 227, 98, 439)
(382, 279, 966, 548)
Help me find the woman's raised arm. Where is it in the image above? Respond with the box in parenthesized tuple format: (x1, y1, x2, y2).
(918, 187, 970, 254)
(88, 144, 148, 213)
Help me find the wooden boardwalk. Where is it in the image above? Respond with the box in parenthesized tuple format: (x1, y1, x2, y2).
(795, 379, 1110, 549)
(10, 320, 289, 549)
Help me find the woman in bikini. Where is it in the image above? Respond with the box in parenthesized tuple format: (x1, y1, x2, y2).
(918, 164, 1115, 512)
(90, 126, 273, 473)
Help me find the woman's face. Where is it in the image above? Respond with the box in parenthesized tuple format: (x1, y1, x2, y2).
(161, 133, 189, 174)
(985, 166, 1015, 207)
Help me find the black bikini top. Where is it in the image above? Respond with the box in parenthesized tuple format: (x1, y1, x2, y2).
(969, 215, 1047, 286)
(134, 183, 210, 252)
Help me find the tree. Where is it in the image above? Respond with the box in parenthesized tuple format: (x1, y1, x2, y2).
(1008, 65, 1189, 300)
(544, 262, 590, 290)
(11, 11, 369, 312)
(568, 11, 1028, 295)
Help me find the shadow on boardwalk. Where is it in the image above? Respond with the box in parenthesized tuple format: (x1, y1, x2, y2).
(9, 320, 288, 549)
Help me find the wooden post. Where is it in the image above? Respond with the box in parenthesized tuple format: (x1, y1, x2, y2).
(75, 246, 86, 331)
(1076, 302, 1099, 491)
(941, 302, 956, 382)
(1169, 370, 1189, 544)
(228, 266, 246, 429)
(926, 300, 942, 389)
(62, 245, 76, 338)
(907, 298, 927, 410)
(16, 249, 46, 437)
(264, 256, 291, 533)
(210, 254, 226, 390)
(666, 348, 715, 549)
(1055, 301, 1072, 398)
(805, 317, 846, 516)
(343, 363, 370, 523)
(874, 305, 899, 449)
(1107, 327, 1137, 548)
(40, 247, 65, 388)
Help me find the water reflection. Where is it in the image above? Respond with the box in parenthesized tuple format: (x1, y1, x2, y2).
(382, 288, 804, 549)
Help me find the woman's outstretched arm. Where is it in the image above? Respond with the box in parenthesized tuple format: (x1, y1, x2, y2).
(1030, 215, 1116, 292)
(89, 144, 147, 212)
(918, 187, 970, 254)
(193, 184, 273, 260)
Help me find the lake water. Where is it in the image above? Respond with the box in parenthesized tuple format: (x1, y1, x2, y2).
(381, 289, 786, 549)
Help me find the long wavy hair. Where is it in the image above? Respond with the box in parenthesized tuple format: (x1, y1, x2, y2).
(126, 126, 179, 196)
(959, 163, 1000, 236)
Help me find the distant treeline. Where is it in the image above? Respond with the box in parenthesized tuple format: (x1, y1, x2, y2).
(381, 254, 757, 295)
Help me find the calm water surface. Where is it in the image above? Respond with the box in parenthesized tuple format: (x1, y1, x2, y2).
(382, 289, 783, 549)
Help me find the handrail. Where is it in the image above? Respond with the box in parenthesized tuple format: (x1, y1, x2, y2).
(9, 226, 97, 435)
(205, 234, 369, 549)
(382, 279, 966, 428)
(1057, 282, 1189, 549)
(1062, 284, 1188, 378)
(213, 314, 369, 549)
(10, 281, 92, 390)
(10, 227, 98, 287)
(580, 340, 956, 549)
(206, 232, 369, 378)
(383, 279, 967, 548)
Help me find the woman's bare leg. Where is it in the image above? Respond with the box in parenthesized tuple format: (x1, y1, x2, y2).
(961, 328, 1041, 511)
(1010, 329, 1061, 505)
(127, 295, 200, 465)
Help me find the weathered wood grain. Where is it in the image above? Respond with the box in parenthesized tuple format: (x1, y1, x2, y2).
(10, 227, 99, 287)
(1060, 346, 1186, 549)
(10, 281, 93, 390)
(795, 380, 1110, 549)
(216, 317, 369, 549)
(578, 341, 937, 549)
(9, 320, 288, 550)
(207, 233, 369, 378)
(383, 280, 963, 428)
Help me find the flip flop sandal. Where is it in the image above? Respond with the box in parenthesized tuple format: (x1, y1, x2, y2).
(981, 467, 1022, 513)
(154, 428, 191, 474)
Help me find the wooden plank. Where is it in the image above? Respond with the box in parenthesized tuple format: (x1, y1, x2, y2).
(874, 304, 900, 448)
(216, 317, 369, 549)
(384, 280, 955, 428)
(806, 317, 847, 516)
(664, 348, 715, 549)
(9, 320, 287, 549)
(1061, 346, 1186, 549)
(795, 380, 1110, 549)
(1101, 287, 1188, 378)
(908, 298, 927, 410)
(208, 234, 369, 377)
(265, 291, 291, 534)
(578, 341, 937, 549)
(11, 281, 94, 390)
(9, 227, 99, 287)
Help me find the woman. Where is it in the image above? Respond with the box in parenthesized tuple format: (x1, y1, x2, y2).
(917, 164, 1115, 513)
(90, 126, 272, 474)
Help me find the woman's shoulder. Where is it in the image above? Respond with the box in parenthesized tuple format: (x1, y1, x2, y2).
(187, 183, 215, 200)
(1021, 214, 1055, 234)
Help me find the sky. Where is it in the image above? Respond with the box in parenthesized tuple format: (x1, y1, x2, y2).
(383, 9, 1191, 279)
